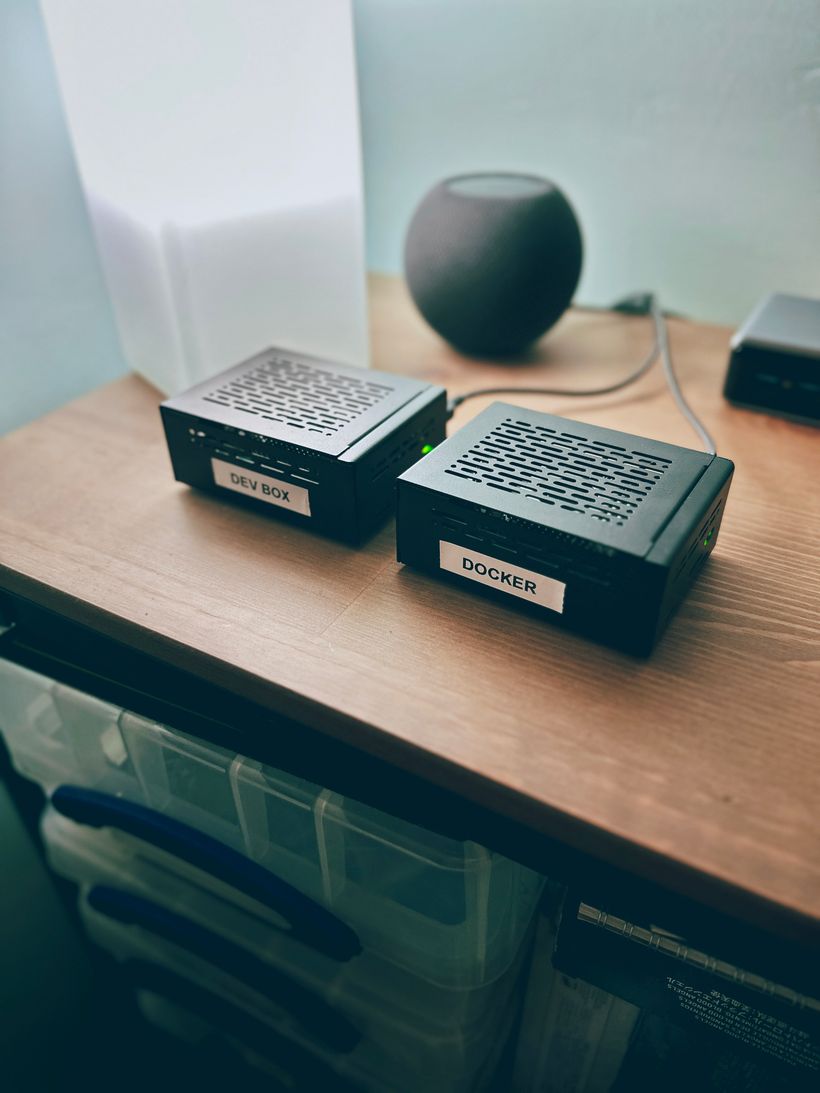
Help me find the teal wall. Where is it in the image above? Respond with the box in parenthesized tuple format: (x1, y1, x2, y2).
(2, 0, 819, 433)
(0, 0, 127, 435)
(353, 0, 820, 321)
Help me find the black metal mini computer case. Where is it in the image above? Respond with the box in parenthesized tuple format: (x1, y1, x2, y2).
(724, 293, 820, 426)
(396, 403, 734, 655)
(161, 348, 447, 543)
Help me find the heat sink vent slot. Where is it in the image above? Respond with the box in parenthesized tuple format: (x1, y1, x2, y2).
(430, 499, 618, 557)
(203, 355, 393, 437)
(446, 418, 671, 525)
(190, 428, 321, 484)
(431, 505, 612, 587)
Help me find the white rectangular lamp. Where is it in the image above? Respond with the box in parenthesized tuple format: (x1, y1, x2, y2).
(40, 0, 370, 394)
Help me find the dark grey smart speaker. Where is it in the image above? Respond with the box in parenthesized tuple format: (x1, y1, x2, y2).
(404, 173, 583, 358)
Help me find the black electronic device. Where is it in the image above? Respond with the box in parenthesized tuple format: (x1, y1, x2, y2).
(396, 403, 734, 655)
(724, 293, 820, 425)
(404, 173, 582, 357)
(161, 348, 447, 543)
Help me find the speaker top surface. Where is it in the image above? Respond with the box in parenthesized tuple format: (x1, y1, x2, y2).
(162, 347, 434, 457)
(445, 173, 559, 199)
(399, 403, 723, 558)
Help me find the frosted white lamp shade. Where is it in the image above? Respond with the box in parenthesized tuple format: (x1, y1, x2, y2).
(41, 0, 369, 394)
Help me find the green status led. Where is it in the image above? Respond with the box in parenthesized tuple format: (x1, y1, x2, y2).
(421, 443, 434, 455)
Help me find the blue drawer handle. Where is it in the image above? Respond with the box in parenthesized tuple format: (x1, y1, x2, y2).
(87, 886, 361, 1054)
(52, 785, 360, 962)
(125, 960, 361, 1092)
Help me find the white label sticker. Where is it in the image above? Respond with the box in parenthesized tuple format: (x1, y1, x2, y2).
(211, 458, 311, 516)
(439, 541, 565, 614)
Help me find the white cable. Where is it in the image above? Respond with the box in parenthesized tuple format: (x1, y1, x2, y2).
(448, 293, 718, 456)
(649, 295, 716, 455)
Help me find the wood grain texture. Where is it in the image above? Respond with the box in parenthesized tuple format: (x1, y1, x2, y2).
(1, 275, 819, 937)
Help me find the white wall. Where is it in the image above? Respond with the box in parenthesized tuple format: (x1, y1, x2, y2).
(353, 0, 820, 323)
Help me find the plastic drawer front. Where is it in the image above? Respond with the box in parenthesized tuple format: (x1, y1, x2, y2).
(79, 891, 522, 1093)
(133, 986, 514, 1093)
(0, 656, 544, 988)
(41, 804, 523, 1035)
(133, 986, 359, 1093)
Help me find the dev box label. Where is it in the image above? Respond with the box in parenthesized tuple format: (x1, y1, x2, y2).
(211, 458, 311, 516)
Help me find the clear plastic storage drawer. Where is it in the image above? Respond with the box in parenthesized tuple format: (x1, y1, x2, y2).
(41, 804, 524, 1034)
(0, 659, 132, 795)
(79, 890, 520, 1093)
(0, 656, 544, 988)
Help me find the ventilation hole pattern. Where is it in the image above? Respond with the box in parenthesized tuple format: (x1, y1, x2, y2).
(431, 497, 619, 558)
(188, 427, 322, 483)
(203, 356, 393, 436)
(431, 506, 613, 587)
(445, 418, 672, 525)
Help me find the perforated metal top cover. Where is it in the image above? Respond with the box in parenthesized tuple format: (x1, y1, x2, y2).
(399, 402, 715, 557)
(162, 348, 434, 456)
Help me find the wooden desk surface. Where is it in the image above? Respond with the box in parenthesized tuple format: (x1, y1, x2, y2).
(1, 276, 819, 940)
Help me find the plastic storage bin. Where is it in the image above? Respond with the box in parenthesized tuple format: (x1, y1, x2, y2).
(132, 981, 359, 1093)
(0, 656, 544, 987)
(41, 799, 522, 1031)
(78, 886, 523, 1093)
(318, 795, 540, 988)
(234, 759, 544, 986)
(0, 659, 133, 796)
(133, 984, 513, 1093)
